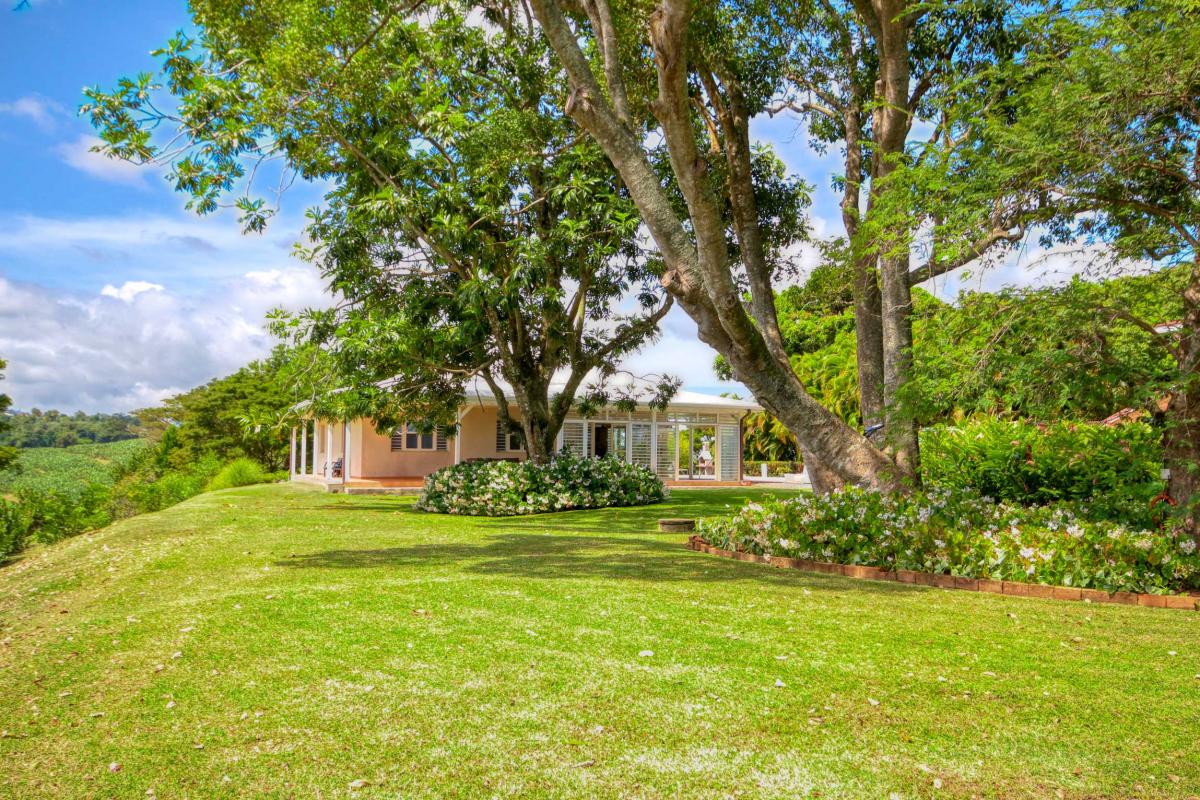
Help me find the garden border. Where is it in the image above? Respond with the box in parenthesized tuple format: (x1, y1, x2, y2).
(686, 535, 1200, 611)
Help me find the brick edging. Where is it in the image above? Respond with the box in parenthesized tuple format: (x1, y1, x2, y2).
(685, 535, 1199, 611)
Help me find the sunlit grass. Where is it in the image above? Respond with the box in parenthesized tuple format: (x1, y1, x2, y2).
(0, 483, 1196, 799)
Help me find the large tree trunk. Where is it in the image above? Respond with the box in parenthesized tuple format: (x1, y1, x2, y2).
(853, 252, 886, 436)
(879, 250, 920, 479)
(840, 102, 886, 436)
(529, 0, 905, 493)
(800, 446, 847, 494)
(859, 0, 921, 483)
(1164, 267, 1200, 541)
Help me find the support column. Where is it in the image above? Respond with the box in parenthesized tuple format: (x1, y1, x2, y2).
(650, 409, 658, 475)
(312, 421, 319, 476)
(453, 408, 463, 465)
(324, 422, 334, 480)
(300, 422, 308, 476)
(342, 420, 351, 485)
(289, 426, 296, 477)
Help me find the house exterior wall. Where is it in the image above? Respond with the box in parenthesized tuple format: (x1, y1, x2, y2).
(352, 421, 454, 478)
(458, 405, 526, 461)
(308, 401, 748, 481)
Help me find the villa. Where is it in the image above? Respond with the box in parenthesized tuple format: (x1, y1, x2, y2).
(288, 383, 761, 492)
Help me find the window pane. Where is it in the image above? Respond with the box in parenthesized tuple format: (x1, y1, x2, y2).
(406, 432, 418, 449)
(421, 433, 434, 450)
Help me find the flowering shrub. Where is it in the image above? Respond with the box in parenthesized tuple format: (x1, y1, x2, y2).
(417, 452, 667, 516)
(698, 488, 1200, 594)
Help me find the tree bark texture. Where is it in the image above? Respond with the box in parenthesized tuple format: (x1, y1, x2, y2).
(529, 0, 905, 492)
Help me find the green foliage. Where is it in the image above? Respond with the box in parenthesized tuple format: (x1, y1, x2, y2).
(743, 460, 803, 477)
(0, 499, 26, 561)
(0, 358, 17, 472)
(123, 457, 225, 514)
(790, 324, 862, 428)
(0, 409, 137, 448)
(417, 452, 666, 516)
(700, 489, 1200, 594)
(138, 348, 298, 471)
(920, 419, 1163, 527)
(908, 272, 1183, 423)
(741, 413, 798, 462)
(0, 432, 273, 561)
(760, 264, 1182, 430)
(0, 439, 152, 499)
(206, 457, 272, 491)
(86, 3, 672, 460)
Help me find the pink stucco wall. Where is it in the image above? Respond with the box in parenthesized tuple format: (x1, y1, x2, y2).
(346, 405, 524, 478)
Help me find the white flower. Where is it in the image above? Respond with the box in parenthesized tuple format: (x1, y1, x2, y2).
(1180, 539, 1197, 555)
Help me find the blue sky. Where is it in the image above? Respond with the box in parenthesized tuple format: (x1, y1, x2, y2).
(0, 1, 1073, 413)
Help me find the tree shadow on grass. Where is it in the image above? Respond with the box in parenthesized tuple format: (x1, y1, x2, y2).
(304, 489, 795, 535)
(275, 531, 921, 594)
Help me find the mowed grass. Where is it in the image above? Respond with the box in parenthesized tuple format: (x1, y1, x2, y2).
(0, 484, 1197, 799)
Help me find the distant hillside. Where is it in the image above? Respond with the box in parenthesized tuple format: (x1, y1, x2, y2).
(0, 439, 151, 499)
(0, 409, 138, 448)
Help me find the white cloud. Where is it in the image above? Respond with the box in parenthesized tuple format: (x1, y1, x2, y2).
(55, 134, 151, 187)
(0, 95, 63, 131)
(100, 280, 165, 302)
(0, 268, 328, 413)
(0, 209, 312, 289)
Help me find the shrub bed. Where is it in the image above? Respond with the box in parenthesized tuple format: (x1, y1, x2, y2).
(921, 419, 1163, 527)
(698, 488, 1200, 594)
(417, 452, 666, 516)
(744, 460, 803, 477)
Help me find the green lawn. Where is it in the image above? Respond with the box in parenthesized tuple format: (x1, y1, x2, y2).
(0, 484, 1197, 799)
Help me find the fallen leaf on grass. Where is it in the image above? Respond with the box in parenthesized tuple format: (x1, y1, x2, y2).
(348, 779, 369, 790)
(108, 762, 122, 773)
(868, 698, 880, 706)
(638, 650, 654, 657)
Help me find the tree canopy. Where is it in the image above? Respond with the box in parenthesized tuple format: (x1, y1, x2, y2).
(85, 1, 675, 462)
(135, 349, 299, 472)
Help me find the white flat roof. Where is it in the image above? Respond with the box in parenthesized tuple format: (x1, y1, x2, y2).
(454, 377, 762, 412)
(292, 375, 762, 415)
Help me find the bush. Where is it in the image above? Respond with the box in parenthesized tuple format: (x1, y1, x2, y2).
(698, 489, 1200, 594)
(744, 460, 803, 477)
(125, 456, 223, 513)
(207, 457, 271, 491)
(417, 452, 667, 516)
(0, 499, 28, 561)
(921, 419, 1163, 526)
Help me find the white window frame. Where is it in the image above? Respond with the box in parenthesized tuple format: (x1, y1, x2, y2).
(391, 423, 444, 452)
